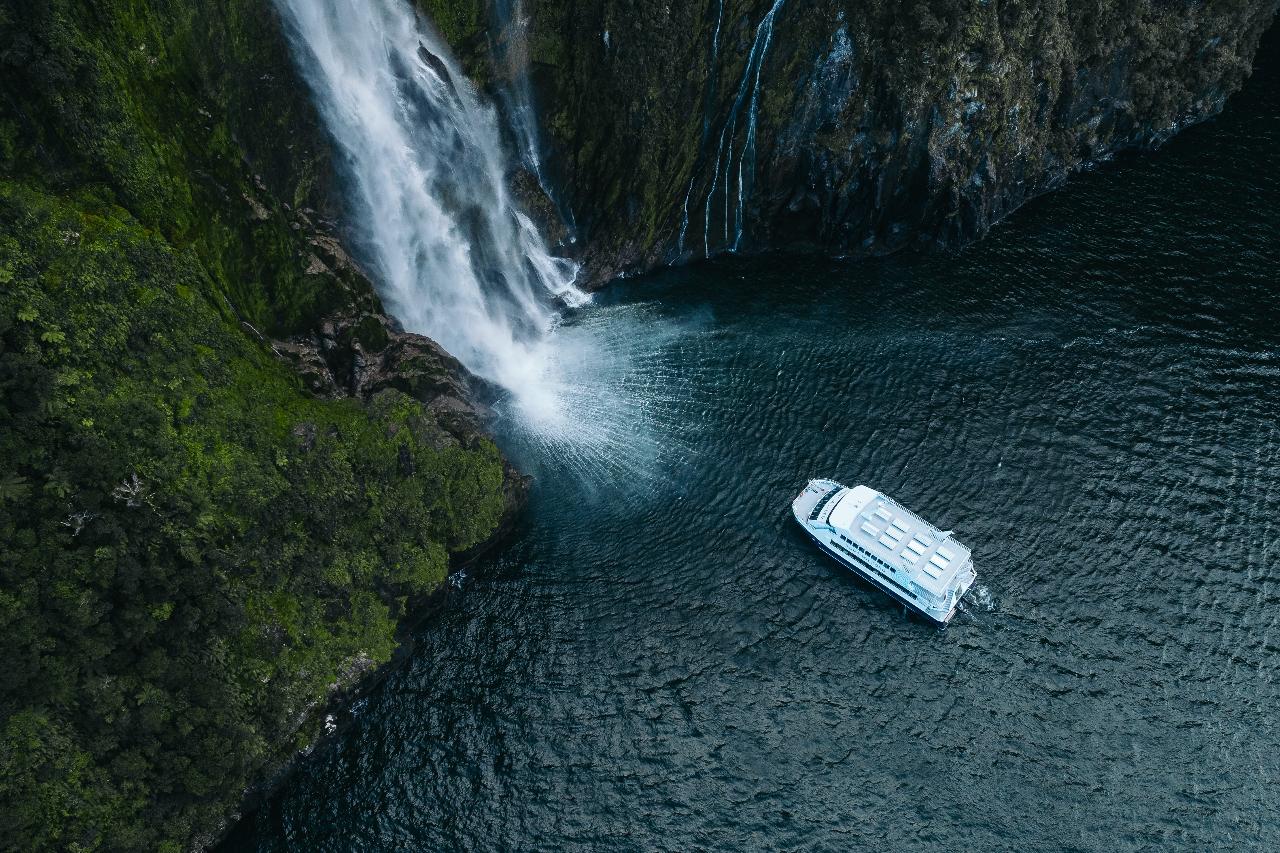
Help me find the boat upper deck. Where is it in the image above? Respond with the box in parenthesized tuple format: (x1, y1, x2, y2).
(812, 484, 972, 597)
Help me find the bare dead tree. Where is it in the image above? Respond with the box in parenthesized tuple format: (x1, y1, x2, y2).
(112, 473, 150, 508)
(61, 509, 97, 536)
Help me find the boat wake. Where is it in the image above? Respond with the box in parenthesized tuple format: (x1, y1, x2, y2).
(960, 583, 997, 614)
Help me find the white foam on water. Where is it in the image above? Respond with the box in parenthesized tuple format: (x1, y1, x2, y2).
(962, 584, 996, 613)
(495, 301, 717, 496)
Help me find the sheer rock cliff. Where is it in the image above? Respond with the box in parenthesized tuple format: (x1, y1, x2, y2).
(428, 0, 1278, 283)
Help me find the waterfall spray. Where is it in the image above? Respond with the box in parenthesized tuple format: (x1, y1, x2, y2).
(272, 0, 585, 408)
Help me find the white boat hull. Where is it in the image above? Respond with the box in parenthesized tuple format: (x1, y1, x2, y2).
(797, 525, 957, 623)
(792, 480, 976, 625)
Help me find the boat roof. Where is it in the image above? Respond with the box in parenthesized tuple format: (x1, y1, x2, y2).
(824, 485, 971, 595)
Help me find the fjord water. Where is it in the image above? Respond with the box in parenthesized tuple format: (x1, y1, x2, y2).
(227, 45, 1279, 852)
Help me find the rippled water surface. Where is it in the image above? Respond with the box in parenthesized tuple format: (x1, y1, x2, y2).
(226, 44, 1279, 852)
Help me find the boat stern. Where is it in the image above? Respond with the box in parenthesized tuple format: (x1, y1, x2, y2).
(931, 564, 979, 624)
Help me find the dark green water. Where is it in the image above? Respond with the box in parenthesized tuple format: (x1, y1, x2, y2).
(226, 42, 1279, 852)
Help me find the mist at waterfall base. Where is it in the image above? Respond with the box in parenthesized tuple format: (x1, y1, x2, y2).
(223, 40, 1280, 853)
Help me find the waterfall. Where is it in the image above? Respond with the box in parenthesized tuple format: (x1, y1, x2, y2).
(700, 0, 786, 257)
(274, 0, 707, 485)
(272, 0, 584, 404)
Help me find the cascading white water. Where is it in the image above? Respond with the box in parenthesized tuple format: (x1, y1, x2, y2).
(272, 0, 585, 408)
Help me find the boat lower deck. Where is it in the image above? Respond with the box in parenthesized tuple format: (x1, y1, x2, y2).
(802, 528, 956, 624)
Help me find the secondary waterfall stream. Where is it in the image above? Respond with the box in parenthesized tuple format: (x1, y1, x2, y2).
(273, 0, 583, 412)
(702, 0, 787, 256)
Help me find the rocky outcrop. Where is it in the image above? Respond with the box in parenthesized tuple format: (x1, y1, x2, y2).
(434, 0, 1278, 284)
(274, 307, 510, 446)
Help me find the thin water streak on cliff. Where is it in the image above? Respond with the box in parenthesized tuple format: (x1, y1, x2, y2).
(703, 0, 787, 257)
(734, 0, 786, 249)
(677, 0, 726, 255)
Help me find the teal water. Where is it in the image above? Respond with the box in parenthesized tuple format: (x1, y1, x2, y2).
(225, 38, 1279, 852)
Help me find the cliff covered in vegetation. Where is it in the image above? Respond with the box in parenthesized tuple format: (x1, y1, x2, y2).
(433, 0, 1277, 282)
(1, 0, 1276, 850)
(0, 2, 515, 849)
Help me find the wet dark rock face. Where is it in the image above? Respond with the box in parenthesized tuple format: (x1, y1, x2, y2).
(435, 0, 1278, 283)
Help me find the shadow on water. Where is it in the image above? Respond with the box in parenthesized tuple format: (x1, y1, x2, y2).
(224, 24, 1280, 853)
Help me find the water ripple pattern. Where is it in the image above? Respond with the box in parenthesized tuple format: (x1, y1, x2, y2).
(225, 37, 1280, 853)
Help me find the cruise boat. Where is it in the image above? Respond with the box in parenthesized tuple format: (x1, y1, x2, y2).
(792, 479, 977, 624)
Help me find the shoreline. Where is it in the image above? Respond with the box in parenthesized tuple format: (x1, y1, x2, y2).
(205, 471, 532, 851)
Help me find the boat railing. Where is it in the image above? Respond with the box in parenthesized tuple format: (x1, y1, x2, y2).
(807, 485, 841, 521)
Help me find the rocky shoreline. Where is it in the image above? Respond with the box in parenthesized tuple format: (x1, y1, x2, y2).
(198, 489, 529, 852)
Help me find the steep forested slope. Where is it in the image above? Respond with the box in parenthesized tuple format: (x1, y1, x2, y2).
(0, 3, 510, 849)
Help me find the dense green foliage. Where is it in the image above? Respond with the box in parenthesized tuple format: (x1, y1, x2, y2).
(0, 182, 505, 849)
(0, 0, 374, 337)
(0, 2, 507, 850)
